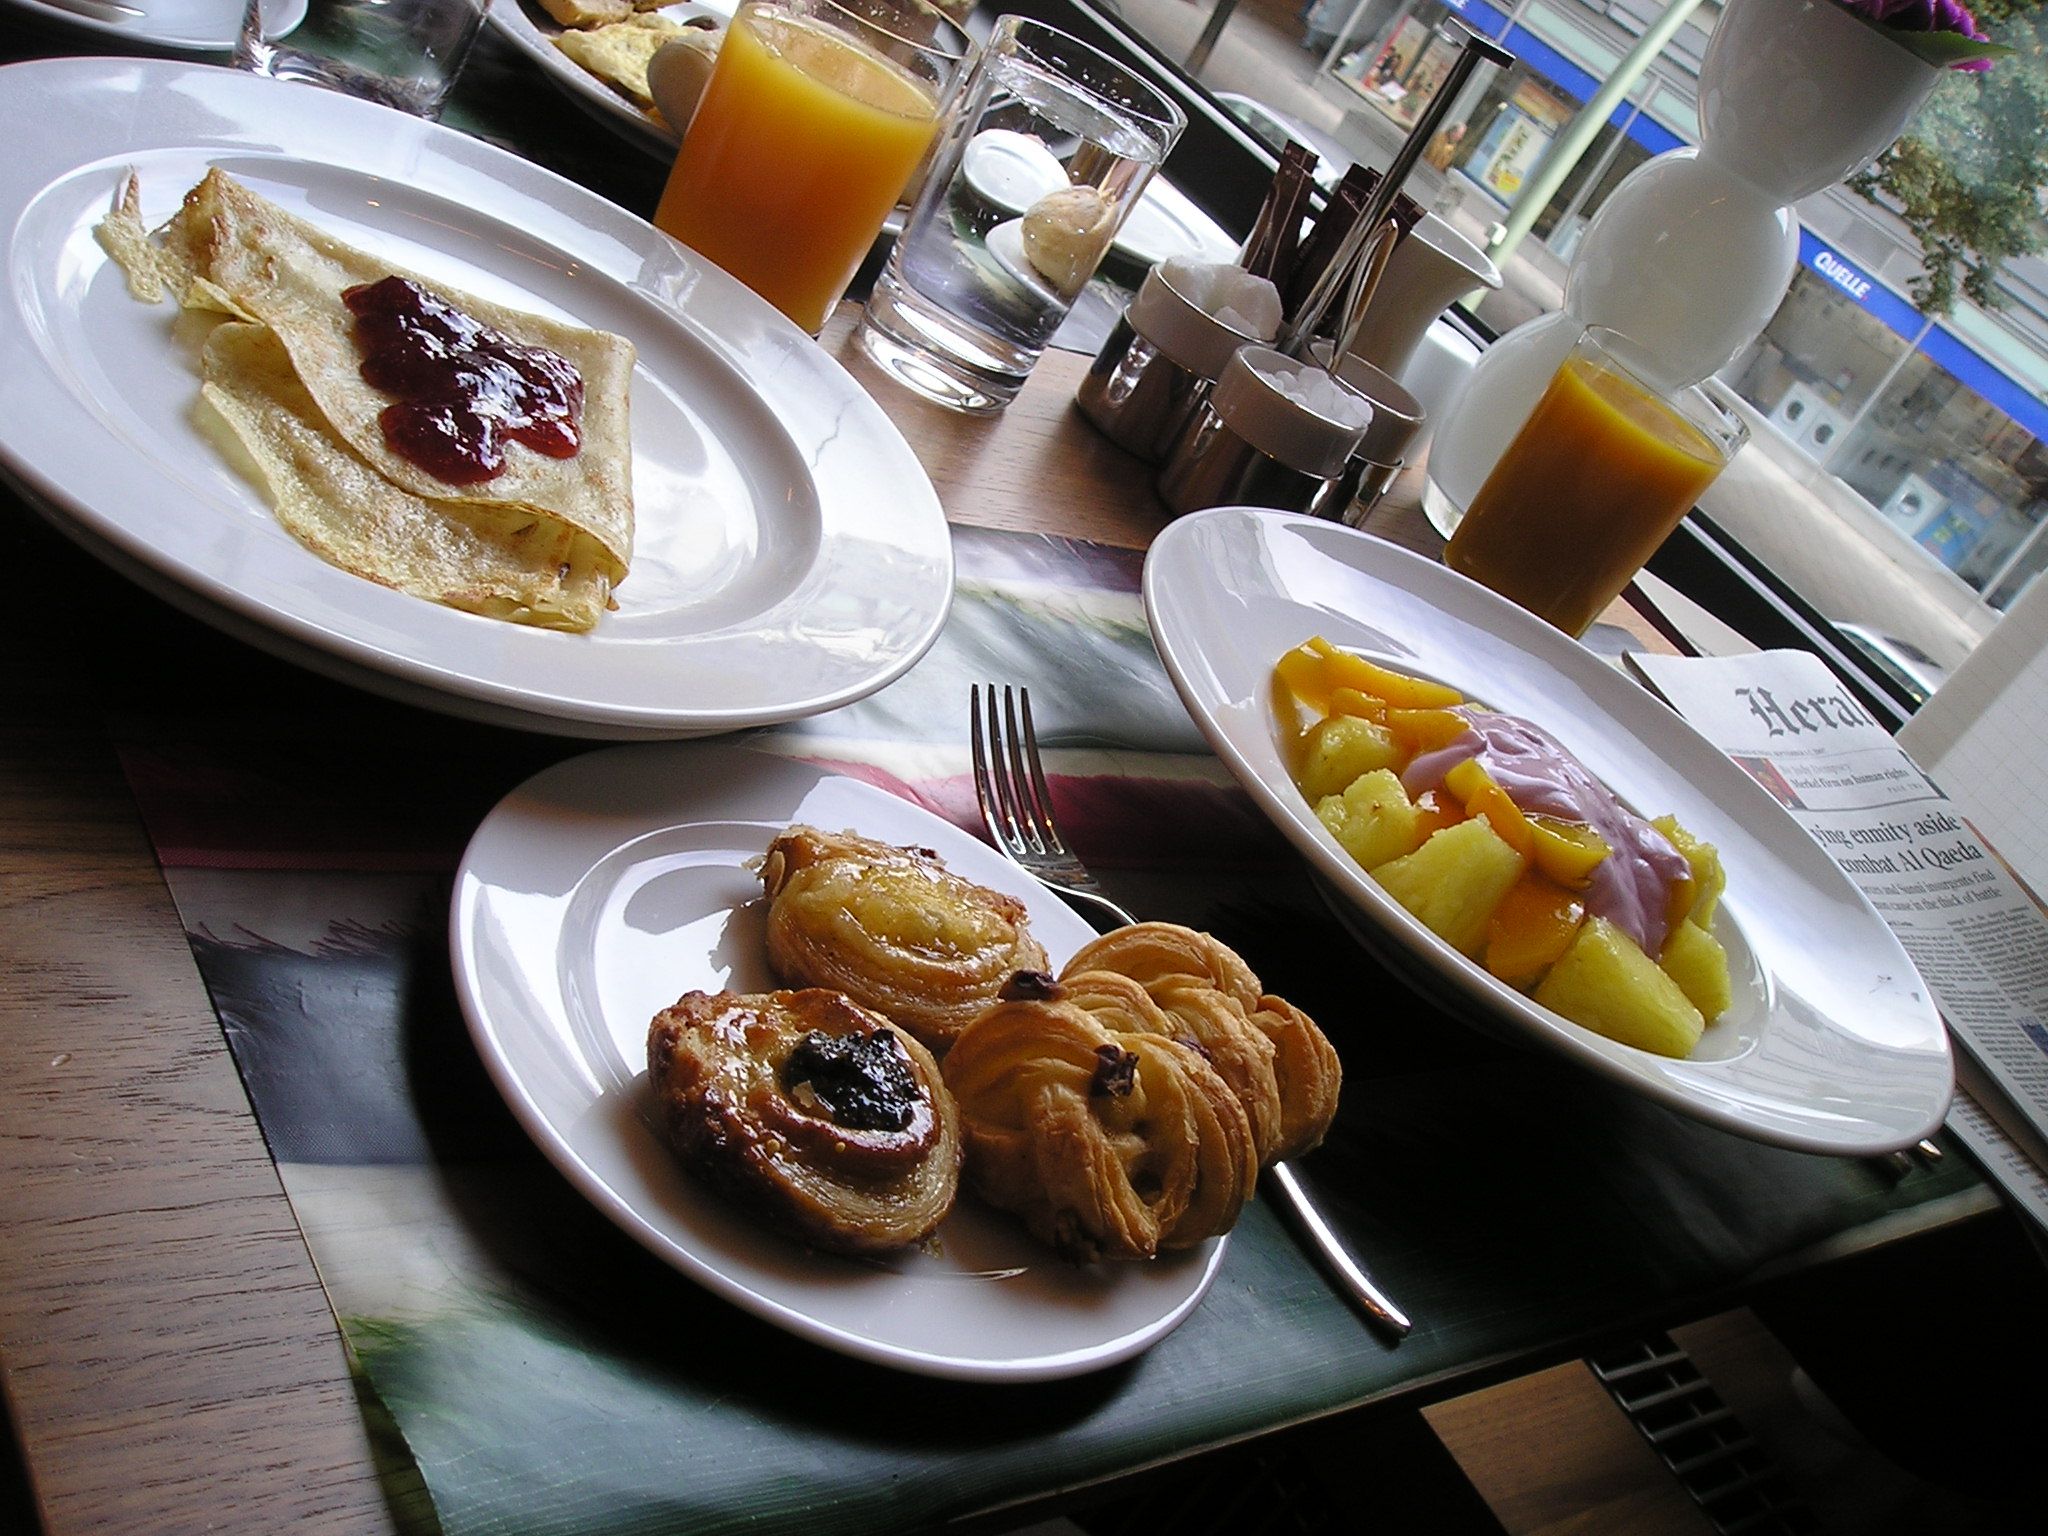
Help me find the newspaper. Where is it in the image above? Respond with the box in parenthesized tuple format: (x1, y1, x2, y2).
(1628, 648, 2048, 1228)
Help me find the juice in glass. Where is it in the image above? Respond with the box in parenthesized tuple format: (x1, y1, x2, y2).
(654, 0, 950, 335)
(1444, 328, 1745, 637)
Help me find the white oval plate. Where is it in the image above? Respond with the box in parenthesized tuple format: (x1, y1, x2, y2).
(1142, 507, 1953, 1156)
(3, 0, 304, 53)
(1115, 174, 1240, 269)
(487, 0, 732, 157)
(0, 56, 951, 739)
(959, 127, 1239, 270)
(450, 742, 1226, 1380)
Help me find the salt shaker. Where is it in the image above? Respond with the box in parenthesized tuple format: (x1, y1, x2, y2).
(1156, 346, 1373, 519)
(1077, 260, 1280, 462)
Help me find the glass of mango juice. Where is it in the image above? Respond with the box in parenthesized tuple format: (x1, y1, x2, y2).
(1443, 326, 1748, 639)
(653, 0, 971, 336)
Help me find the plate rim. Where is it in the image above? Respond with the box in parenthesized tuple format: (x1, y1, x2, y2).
(2, 0, 304, 53)
(958, 124, 1238, 269)
(447, 739, 1229, 1381)
(0, 54, 955, 738)
(1141, 505, 1953, 1156)
(484, 0, 710, 156)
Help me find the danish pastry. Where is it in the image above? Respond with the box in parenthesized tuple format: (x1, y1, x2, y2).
(942, 971, 1257, 1261)
(761, 826, 1049, 1053)
(1063, 923, 1341, 1164)
(646, 988, 961, 1255)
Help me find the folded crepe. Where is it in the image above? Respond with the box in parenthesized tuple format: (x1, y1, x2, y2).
(97, 169, 634, 632)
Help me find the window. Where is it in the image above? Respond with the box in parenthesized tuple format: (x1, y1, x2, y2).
(1099, 0, 2044, 691)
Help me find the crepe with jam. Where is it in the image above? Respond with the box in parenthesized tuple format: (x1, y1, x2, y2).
(97, 169, 633, 632)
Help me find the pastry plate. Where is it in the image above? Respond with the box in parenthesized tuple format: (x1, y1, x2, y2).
(1142, 507, 1953, 1156)
(487, 0, 733, 156)
(0, 56, 951, 739)
(2, 0, 304, 54)
(450, 742, 1228, 1380)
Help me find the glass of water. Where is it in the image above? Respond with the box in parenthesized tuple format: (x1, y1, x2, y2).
(858, 16, 1185, 414)
(236, 0, 491, 120)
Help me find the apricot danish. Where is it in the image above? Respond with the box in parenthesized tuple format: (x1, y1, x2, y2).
(942, 972, 1257, 1262)
(646, 988, 961, 1255)
(761, 826, 1049, 1054)
(1063, 923, 1341, 1165)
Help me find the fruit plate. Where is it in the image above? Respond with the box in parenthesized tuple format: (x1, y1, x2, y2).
(450, 741, 1228, 1381)
(1142, 506, 1952, 1156)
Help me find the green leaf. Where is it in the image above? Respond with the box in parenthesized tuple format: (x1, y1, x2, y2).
(1885, 30, 2015, 68)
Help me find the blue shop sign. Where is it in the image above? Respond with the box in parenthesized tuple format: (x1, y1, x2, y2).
(1437, 0, 1513, 39)
(1923, 327, 2048, 446)
(1797, 233, 2048, 444)
(1796, 232, 1924, 340)
(1476, 16, 1686, 159)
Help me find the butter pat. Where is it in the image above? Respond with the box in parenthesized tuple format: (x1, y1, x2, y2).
(1019, 185, 1116, 293)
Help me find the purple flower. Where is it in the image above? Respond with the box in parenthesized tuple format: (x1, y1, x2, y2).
(1929, 0, 1987, 38)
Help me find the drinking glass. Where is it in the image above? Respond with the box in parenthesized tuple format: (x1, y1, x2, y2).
(858, 15, 1186, 414)
(235, 0, 490, 120)
(653, 0, 970, 337)
(1443, 326, 1748, 638)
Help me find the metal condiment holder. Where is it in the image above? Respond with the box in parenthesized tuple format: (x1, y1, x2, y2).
(1156, 345, 1373, 519)
(1277, 24, 1511, 364)
(1336, 458, 1406, 526)
(1077, 262, 1275, 463)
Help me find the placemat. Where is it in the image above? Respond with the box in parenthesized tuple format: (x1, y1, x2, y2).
(111, 524, 1987, 1536)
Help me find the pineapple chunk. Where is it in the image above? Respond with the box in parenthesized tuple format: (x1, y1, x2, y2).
(1373, 817, 1527, 957)
(1653, 815, 1725, 928)
(1659, 918, 1732, 1020)
(1316, 768, 1427, 870)
(1297, 714, 1402, 801)
(1534, 917, 1704, 1058)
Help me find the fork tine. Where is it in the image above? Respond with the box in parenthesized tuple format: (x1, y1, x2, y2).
(1013, 688, 1069, 858)
(999, 686, 1049, 857)
(970, 683, 1002, 848)
(970, 681, 1116, 911)
(972, 684, 1018, 855)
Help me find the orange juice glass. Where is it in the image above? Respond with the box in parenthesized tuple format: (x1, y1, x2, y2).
(1444, 327, 1748, 637)
(654, 0, 967, 335)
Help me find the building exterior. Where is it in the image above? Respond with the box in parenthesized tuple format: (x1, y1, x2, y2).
(1316, 0, 2048, 615)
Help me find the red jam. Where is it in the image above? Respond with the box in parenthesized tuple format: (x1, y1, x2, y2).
(342, 276, 583, 485)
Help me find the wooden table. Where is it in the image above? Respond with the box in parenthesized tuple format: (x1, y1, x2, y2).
(0, 321, 1234, 1536)
(1, 294, 1961, 1535)
(0, 35, 1978, 1531)
(0, 322, 1379, 1535)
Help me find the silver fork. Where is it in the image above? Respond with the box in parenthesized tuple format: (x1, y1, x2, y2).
(970, 683, 1413, 1338)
